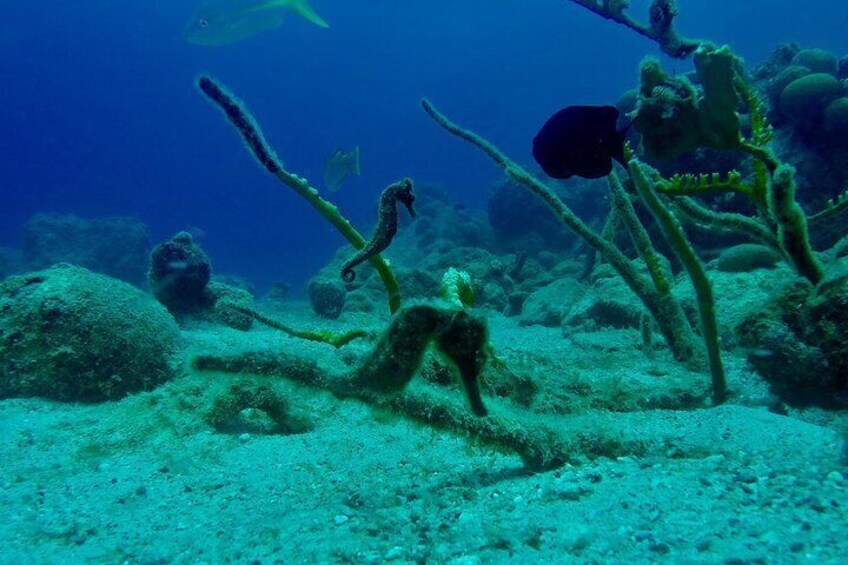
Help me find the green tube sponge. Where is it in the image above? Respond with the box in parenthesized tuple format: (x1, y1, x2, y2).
(629, 161, 727, 404)
(421, 98, 700, 365)
(197, 75, 403, 314)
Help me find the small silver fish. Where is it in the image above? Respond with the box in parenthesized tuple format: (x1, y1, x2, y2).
(185, 0, 329, 46)
(323, 146, 361, 192)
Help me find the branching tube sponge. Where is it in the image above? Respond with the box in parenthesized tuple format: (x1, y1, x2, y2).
(629, 161, 727, 404)
(197, 75, 403, 313)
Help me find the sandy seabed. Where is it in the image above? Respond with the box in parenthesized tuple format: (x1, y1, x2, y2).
(1, 303, 846, 565)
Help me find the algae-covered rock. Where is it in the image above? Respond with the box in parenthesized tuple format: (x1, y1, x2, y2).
(308, 277, 346, 319)
(791, 48, 839, 76)
(0, 264, 182, 402)
(716, 244, 782, 273)
(737, 265, 848, 405)
(206, 382, 312, 435)
(206, 281, 256, 330)
(488, 180, 574, 250)
(779, 73, 843, 128)
(148, 231, 212, 313)
(520, 278, 586, 327)
(263, 281, 291, 304)
(395, 268, 440, 300)
(562, 276, 644, 334)
(766, 65, 811, 104)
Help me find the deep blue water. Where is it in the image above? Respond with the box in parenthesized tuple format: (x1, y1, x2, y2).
(1, 0, 846, 289)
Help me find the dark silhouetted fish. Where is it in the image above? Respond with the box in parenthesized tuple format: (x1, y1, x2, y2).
(532, 105, 627, 180)
(323, 146, 360, 192)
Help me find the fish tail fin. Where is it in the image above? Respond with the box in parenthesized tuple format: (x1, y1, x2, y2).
(353, 146, 361, 176)
(292, 0, 329, 28)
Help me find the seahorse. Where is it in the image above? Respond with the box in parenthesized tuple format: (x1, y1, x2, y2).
(341, 178, 416, 282)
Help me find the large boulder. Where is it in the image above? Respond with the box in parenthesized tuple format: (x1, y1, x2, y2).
(0, 264, 182, 402)
(22, 213, 149, 286)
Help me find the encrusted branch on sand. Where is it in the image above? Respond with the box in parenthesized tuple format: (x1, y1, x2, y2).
(197, 75, 403, 313)
(194, 304, 572, 470)
(223, 303, 369, 348)
(565, 0, 701, 58)
(197, 346, 570, 469)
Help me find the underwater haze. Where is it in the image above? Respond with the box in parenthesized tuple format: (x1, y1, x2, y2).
(2, 1, 848, 563)
(1, 0, 846, 287)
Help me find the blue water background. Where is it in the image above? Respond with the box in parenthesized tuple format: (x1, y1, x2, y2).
(1, 1, 846, 290)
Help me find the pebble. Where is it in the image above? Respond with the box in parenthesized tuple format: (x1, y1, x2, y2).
(740, 482, 758, 495)
(825, 471, 844, 485)
(649, 542, 670, 554)
(384, 546, 404, 561)
(734, 472, 758, 485)
(556, 484, 588, 501)
(634, 530, 653, 543)
(333, 514, 349, 526)
(238, 433, 251, 443)
(448, 556, 481, 565)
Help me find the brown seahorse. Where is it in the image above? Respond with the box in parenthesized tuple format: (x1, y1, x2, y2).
(341, 178, 416, 282)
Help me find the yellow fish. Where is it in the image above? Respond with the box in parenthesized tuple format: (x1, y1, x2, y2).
(185, 0, 328, 46)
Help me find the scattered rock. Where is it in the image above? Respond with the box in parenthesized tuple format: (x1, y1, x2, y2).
(308, 277, 346, 319)
(520, 278, 586, 327)
(716, 244, 782, 273)
(148, 231, 212, 313)
(779, 73, 843, 129)
(791, 48, 839, 76)
(206, 282, 255, 330)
